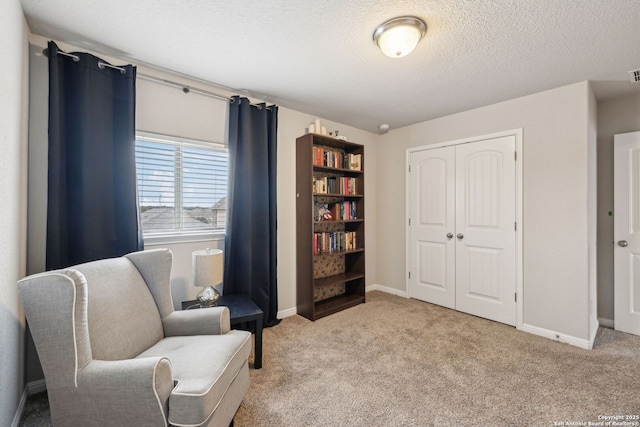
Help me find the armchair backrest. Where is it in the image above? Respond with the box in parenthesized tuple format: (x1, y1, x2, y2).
(74, 256, 164, 361)
(18, 249, 171, 390)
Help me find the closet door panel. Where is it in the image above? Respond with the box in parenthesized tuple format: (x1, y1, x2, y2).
(455, 136, 516, 326)
(408, 147, 456, 309)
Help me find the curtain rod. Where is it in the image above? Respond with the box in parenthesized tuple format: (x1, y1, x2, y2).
(44, 48, 127, 74)
(136, 73, 231, 102)
(45, 47, 274, 109)
(138, 74, 274, 110)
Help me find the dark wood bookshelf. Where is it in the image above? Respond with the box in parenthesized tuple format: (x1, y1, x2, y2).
(296, 133, 365, 321)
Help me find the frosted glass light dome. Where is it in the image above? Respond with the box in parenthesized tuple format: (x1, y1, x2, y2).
(373, 16, 427, 58)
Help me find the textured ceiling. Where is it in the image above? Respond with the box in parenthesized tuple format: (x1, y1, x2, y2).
(19, 0, 640, 133)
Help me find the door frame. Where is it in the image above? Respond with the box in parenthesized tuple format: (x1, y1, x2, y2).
(405, 128, 524, 330)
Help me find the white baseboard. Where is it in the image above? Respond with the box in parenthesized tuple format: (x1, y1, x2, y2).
(521, 323, 595, 350)
(11, 379, 47, 427)
(277, 307, 297, 319)
(598, 317, 614, 329)
(366, 283, 407, 298)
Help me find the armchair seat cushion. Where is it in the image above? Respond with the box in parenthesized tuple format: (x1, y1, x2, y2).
(137, 330, 252, 426)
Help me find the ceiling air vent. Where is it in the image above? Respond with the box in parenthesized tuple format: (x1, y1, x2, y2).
(629, 69, 640, 83)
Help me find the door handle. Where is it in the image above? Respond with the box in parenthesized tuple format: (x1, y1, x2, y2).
(618, 240, 629, 247)
(446, 233, 454, 239)
(457, 233, 464, 240)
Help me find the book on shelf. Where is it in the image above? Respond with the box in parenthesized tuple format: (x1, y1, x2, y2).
(314, 233, 318, 255)
(313, 231, 357, 254)
(313, 147, 362, 171)
(312, 177, 327, 194)
(329, 201, 358, 221)
(348, 153, 361, 171)
(312, 176, 358, 195)
(313, 201, 357, 221)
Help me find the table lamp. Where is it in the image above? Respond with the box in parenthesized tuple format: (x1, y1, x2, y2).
(192, 248, 223, 307)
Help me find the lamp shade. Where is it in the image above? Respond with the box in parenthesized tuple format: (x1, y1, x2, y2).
(373, 16, 427, 58)
(192, 248, 223, 287)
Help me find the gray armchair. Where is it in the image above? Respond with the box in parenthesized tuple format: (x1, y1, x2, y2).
(18, 248, 251, 427)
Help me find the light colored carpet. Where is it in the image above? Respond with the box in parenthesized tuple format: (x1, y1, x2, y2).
(20, 290, 640, 426)
(234, 291, 640, 426)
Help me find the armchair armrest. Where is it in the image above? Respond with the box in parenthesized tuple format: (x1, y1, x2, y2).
(162, 306, 230, 337)
(76, 357, 173, 426)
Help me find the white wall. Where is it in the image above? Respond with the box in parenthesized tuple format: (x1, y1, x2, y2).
(377, 81, 596, 344)
(136, 76, 228, 143)
(596, 92, 640, 325)
(26, 45, 47, 277)
(0, 0, 29, 423)
(588, 86, 598, 338)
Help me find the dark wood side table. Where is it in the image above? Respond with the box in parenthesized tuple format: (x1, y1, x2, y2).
(182, 294, 264, 369)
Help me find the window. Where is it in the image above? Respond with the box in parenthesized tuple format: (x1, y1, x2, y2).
(135, 132, 228, 240)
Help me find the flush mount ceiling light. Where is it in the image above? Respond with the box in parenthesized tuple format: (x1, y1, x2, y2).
(373, 16, 427, 58)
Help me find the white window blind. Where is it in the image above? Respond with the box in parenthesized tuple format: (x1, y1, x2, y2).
(135, 132, 228, 237)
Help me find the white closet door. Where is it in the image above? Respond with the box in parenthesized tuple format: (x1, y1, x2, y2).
(455, 136, 516, 326)
(408, 135, 517, 326)
(408, 146, 456, 309)
(614, 131, 640, 336)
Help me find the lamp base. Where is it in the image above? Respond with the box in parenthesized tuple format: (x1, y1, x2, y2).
(197, 286, 221, 307)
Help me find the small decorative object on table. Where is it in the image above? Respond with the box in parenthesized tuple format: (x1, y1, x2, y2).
(192, 248, 223, 307)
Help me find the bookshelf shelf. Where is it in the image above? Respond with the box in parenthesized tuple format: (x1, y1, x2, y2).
(314, 294, 365, 319)
(314, 272, 365, 288)
(313, 164, 363, 176)
(296, 133, 365, 321)
(313, 193, 364, 198)
(314, 219, 365, 225)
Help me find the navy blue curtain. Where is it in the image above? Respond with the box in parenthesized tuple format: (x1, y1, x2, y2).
(225, 96, 280, 327)
(46, 41, 142, 270)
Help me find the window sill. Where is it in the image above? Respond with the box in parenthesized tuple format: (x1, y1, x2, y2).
(143, 231, 225, 246)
